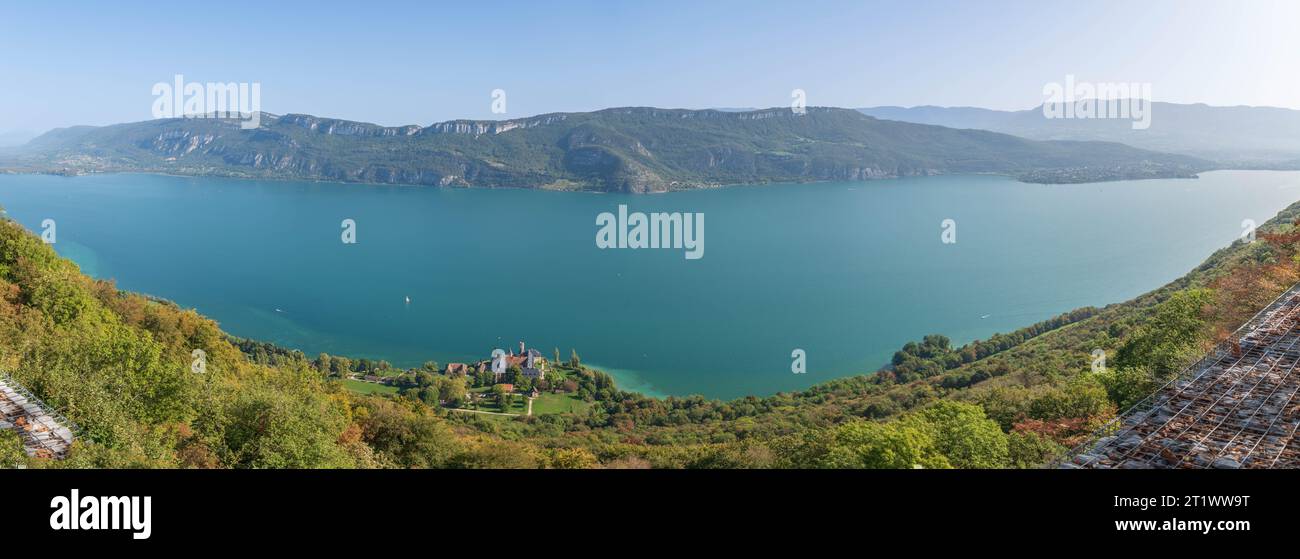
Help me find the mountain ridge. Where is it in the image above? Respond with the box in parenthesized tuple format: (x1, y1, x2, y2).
(4, 106, 1209, 191)
(859, 101, 1300, 163)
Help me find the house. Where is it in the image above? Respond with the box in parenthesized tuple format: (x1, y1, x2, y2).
(483, 341, 548, 382)
(445, 363, 468, 376)
(498, 384, 514, 393)
(525, 348, 545, 371)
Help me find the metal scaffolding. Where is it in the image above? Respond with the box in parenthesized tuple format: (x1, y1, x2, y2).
(1065, 283, 1300, 469)
(0, 373, 77, 459)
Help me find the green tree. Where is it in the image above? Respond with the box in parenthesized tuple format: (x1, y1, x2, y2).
(912, 401, 1009, 469)
(1026, 375, 1112, 421)
(436, 376, 467, 406)
(314, 353, 331, 374)
(822, 420, 947, 469)
(1092, 365, 1157, 411)
(1007, 430, 1067, 468)
(1115, 289, 1213, 378)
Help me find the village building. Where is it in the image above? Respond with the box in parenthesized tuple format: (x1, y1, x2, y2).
(481, 341, 548, 383)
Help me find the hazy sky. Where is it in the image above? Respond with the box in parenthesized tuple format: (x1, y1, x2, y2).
(1, 0, 1297, 133)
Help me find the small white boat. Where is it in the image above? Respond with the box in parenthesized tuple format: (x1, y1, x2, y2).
(980, 314, 990, 319)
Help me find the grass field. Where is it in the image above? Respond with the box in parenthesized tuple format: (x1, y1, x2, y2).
(529, 392, 591, 415)
(462, 383, 589, 416)
(465, 391, 529, 414)
(342, 378, 399, 395)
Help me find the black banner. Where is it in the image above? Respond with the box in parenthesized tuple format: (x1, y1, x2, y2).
(0, 469, 1280, 548)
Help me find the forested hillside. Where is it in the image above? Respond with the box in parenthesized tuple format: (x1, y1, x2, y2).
(4, 107, 1207, 192)
(0, 213, 578, 468)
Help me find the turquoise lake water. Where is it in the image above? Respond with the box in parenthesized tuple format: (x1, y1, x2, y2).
(1, 170, 1298, 399)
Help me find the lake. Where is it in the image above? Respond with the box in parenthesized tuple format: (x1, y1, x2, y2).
(1, 170, 1298, 399)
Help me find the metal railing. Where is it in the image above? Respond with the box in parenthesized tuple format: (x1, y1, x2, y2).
(0, 372, 81, 454)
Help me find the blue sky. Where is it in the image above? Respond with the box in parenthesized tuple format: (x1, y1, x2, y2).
(1, 0, 1297, 133)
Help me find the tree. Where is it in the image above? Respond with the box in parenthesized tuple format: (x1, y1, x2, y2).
(436, 376, 467, 407)
(821, 420, 946, 469)
(1093, 366, 1157, 411)
(500, 391, 516, 410)
(1026, 375, 1112, 422)
(546, 367, 566, 384)
(547, 447, 599, 469)
(1115, 289, 1213, 379)
(569, 349, 581, 368)
(1008, 431, 1066, 468)
(330, 356, 352, 377)
(507, 364, 522, 384)
(354, 398, 462, 468)
(314, 353, 331, 374)
(912, 401, 1009, 469)
(491, 384, 514, 410)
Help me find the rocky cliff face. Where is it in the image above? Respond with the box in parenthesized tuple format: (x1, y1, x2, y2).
(278, 114, 421, 137)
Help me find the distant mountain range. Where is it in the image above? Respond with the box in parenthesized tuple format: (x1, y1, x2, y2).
(2, 107, 1209, 191)
(858, 102, 1300, 164)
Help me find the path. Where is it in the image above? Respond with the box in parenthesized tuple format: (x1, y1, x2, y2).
(447, 408, 520, 417)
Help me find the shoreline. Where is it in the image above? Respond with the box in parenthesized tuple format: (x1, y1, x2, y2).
(0, 163, 1217, 193)
(3, 169, 1295, 406)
